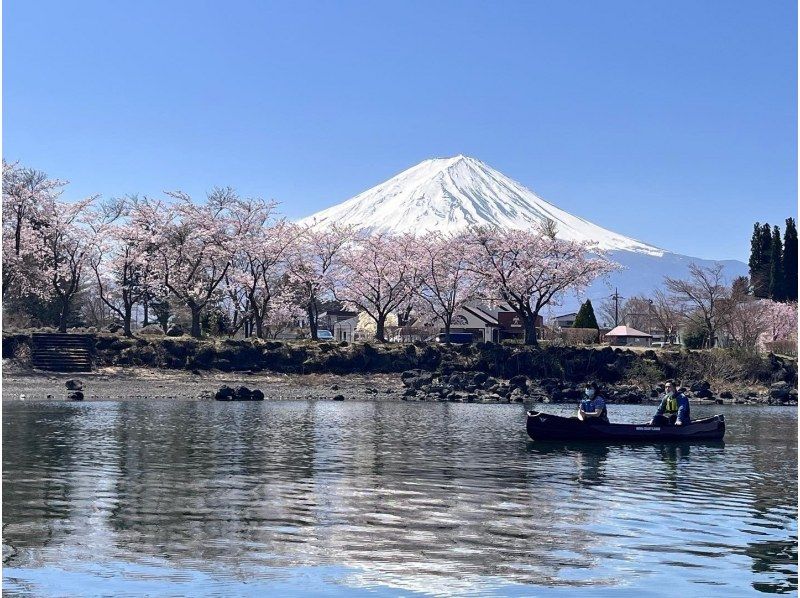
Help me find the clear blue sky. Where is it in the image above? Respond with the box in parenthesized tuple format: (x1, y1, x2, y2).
(4, 0, 796, 261)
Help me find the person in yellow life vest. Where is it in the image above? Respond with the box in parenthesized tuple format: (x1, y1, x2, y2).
(650, 380, 691, 426)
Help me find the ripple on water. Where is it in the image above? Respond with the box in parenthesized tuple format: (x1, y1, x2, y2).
(2, 400, 797, 596)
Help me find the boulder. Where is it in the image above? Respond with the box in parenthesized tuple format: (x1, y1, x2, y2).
(166, 324, 184, 337)
(332, 394, 345, 401)
(214, 385, 236, 401)
(106, 322, 123, 333)
(251, 389, 265, 401)
(235, 386, 253, 400)
(509, 375, 528, 391)
(139, 324, 165, 336)
(65, 379, 83, 391)
(473, 372, 489, 385)
(67, 391, 84, 401)
(719, 390, 733, 399)
(448, 373, 464, 387)
(412, 374, 434, 389)
(769, 381, 792, 402)
(690, 380, 711, 393)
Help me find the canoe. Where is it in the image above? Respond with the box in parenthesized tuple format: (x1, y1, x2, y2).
(526, 411, 725, 442)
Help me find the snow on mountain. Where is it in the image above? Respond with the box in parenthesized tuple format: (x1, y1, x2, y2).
(300, 155, 747, 309)
(299, 154, 664, 256)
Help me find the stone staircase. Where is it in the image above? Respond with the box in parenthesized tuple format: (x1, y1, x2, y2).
(31, 333, 93, 372)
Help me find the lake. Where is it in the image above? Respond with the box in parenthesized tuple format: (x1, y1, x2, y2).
(2, 399, 797, 596)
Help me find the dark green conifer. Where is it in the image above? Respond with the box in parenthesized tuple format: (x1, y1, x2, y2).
(769, 225, 785, 301)
(573, 299, 599, 329)
(748, 222, 764, 295)
(750, 223, 773, 298)
(783, 217, 798, 302)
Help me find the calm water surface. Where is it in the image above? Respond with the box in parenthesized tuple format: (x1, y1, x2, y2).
(2, 399, 797, 596)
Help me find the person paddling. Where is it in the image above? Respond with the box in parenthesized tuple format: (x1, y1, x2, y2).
(578, 382, 609, 423)
(650, 380, 690, 426)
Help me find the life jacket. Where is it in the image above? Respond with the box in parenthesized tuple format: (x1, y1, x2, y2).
(664, 394, 678, 413)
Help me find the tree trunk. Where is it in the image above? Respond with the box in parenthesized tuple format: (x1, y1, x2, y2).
(523, 316, 539, 347)
(58, 296, 70, 333)
(254, 316, 263, 339)
(123, 304, 133, 337)
(444, 315, 452, 345)
(307, 304, 318, 341)
(375, 315, 386, 342)
(142, 301, 149, 327)
(190, 305, 202, 338)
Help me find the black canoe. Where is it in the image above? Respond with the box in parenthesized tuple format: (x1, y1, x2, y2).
(526, 411, 725, 442)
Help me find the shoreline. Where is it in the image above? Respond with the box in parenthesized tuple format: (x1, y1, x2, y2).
(1, 364, 404, 402)
(2, 364, 796, 407)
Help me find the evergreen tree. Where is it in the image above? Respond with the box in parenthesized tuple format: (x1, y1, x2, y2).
(751, 222, 773, 298)
(748, 222, 764, 295)
(769, 225, 785, 301)
(783, 217, 798, 302)
(573, 299, 599, 329)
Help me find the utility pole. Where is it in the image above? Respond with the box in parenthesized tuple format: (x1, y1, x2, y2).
(610, 288, 623, 327)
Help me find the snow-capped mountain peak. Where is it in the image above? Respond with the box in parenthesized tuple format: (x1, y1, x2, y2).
(300, 155, 664, 256)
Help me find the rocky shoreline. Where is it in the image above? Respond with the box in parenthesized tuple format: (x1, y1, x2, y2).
(398, 369, 798, 406)
(3, 332, 797, 406)
(1, 362, 796, 407)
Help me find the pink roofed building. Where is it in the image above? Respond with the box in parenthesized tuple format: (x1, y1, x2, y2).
(603, 325, 653, 347)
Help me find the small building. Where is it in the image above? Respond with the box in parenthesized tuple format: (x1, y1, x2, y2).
(333, 315, 361, 342)
(603, 325, 653, 347)
(318, 310, 357, 333)
(553, 312, 578, 329)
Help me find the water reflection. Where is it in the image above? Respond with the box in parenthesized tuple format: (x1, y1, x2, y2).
(3, 401, 797, 596)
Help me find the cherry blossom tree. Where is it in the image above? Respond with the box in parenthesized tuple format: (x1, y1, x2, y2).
(261, 287, 304, 339)
(415, 231, 481, 343)
(87, 196, 160, 336)
(36, 194, 98, 332)
(466, 225, 618, 346)
(286, 223, 354, 340)
(762, 301, 798, 348)
(224, 198, 294, 338)
(334, 231, 421, 342)
(156, 188, 238, 338)
(723, 298, 797, 353)
(2, 161, 67, 298)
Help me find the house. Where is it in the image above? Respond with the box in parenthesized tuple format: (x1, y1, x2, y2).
(439, 303, 543, 342)
(318, 310, 357, 333)
(603, 325, 653, 347)
(333, 315, 363, 342)
(553, 312, 578, 329)
(334, 302, 544, 343)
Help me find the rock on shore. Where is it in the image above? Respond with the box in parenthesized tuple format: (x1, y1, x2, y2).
(399, 369, 797, 406)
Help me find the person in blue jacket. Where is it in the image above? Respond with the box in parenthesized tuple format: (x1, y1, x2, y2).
(578, 382, 609, 423)
(651, 380, 690, 426)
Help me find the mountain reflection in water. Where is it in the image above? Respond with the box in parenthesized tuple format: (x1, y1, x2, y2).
(3, 400, 796, 596)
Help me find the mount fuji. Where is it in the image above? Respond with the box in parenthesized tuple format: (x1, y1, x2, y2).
(300, 155, 747, 316)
